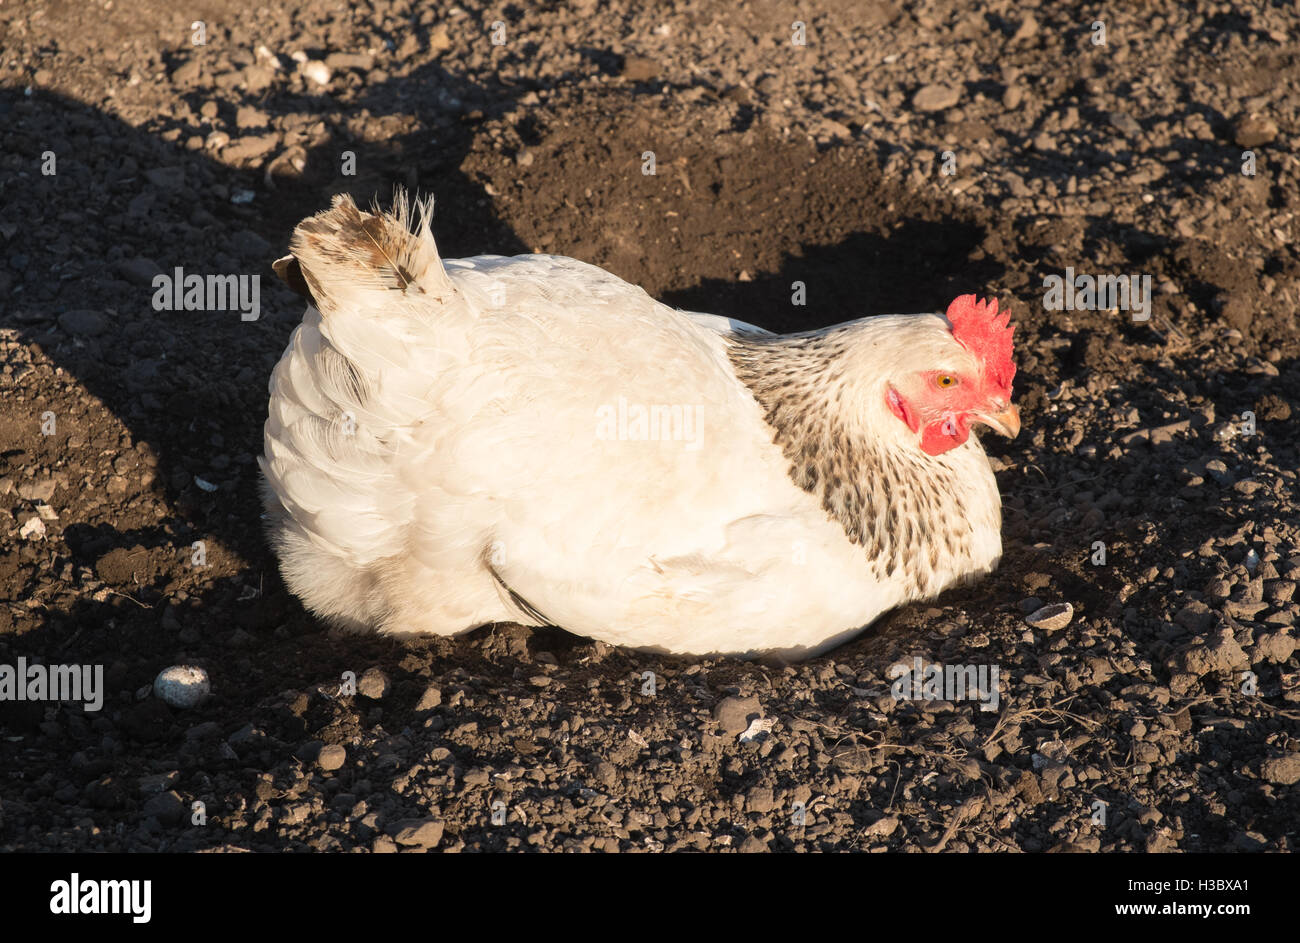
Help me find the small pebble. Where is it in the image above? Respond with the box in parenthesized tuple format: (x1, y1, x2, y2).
(1025, 603, 1074, 633)
(153, 665, 211, 708)
(318, 744, 347, 771)
(357, 667, 390, 699)
(301, 60, 331, 86)
(713, 695, 761, 736)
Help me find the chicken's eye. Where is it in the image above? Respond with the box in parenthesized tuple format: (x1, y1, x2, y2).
(936, 374, 958, 389)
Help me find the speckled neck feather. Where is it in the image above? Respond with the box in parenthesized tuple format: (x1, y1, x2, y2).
(728, 328, 975, 594)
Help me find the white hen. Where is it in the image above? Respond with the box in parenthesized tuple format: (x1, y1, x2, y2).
(262, 192, 1020, 659)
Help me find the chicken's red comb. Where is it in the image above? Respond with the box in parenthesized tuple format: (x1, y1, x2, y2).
(946, 294, 1015, 393)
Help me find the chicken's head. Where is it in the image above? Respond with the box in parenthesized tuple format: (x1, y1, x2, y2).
(882, 294, 1019, 456)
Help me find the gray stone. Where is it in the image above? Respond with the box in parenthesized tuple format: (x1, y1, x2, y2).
(58, 309, 107, 336)
(115, 257, 163, 285)
(16, 478, 55, 501)
(913, 84, 960, 111)
(1260, 754, 1300, 786)
(392, 818, 444, 848)
(142, 790, 186, 824)
(318, 744, 347, 771)
(1204, 460, 1234, 486)
(415, 684, 442, 711)
(1026, 602, 1074, 633)
(144, 166, 185, 190)
(357, 667, 390, 699)
(1234, 115, 1278, 148)
(713, 695, 761, 736)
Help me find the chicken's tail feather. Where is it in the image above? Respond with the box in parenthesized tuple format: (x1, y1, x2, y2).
(275, 188, 453, 316)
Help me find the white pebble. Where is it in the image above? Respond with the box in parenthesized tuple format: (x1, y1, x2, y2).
(301, 61, 332, 86)
(738, 717, 775, 742)
(153, 665, 211, 708)
(1025, 602, 1074, 633)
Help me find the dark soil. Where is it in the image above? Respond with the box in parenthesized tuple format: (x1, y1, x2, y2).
(1, 0, 1298, 852)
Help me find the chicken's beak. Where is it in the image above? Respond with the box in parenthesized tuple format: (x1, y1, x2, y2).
(974, 403, 1020, 439)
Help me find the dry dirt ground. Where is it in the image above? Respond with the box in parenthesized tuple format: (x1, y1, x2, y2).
(1, 0, 1298, 853)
